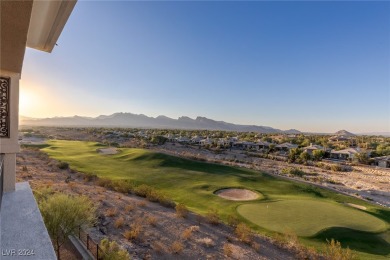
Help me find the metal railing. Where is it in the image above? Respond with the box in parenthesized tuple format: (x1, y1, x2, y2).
(78, 226, 107, 260)
(0, 154, 4, 213)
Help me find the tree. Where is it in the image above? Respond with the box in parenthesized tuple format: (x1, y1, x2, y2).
(312, 150, 325, 161)
(99, 238, 130, 260)
(151, 135, 168, 145)
(354, 151, 370, 164)
(39, 193, 96, 259)
(299, 151, 311, 164)
(288, 148, 302, 163)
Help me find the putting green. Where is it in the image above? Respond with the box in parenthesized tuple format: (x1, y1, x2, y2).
(237, 200, 387, 237)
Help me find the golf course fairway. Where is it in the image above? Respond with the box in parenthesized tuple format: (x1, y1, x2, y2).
(40, 140, 390, 259)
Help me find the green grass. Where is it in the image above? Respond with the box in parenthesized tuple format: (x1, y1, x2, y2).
(237, 200, 387, 236)
(41, 140, 390, 259)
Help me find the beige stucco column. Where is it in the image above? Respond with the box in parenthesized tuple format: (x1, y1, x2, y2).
(0, 70, 20, 192)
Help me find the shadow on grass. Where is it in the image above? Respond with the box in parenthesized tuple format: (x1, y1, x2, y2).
(313, 227, 390, 256)
(131, 152, 251, 175)
(21, 143, 50, 149)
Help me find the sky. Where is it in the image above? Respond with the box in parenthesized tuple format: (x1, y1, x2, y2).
(20, 1, 390, 133)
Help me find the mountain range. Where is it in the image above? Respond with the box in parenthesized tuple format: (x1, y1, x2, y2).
(20, 113, 301, 134)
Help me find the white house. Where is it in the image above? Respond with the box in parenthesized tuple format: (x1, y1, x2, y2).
(330, 147, 361, 160)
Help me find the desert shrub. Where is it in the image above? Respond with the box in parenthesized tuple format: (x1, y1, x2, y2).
(133, 184, 174, 207)
(227, 214, 240, 227)
(235, 223, 252, 244)
(57, 161, 69, 170)
(124, 204, 135, 212)
(99, 238, 130, 260)
(96, 178, 114, 189)
(251, 241, 260, 252)
(171, 241, 184, 254)
(83, 172, 97, 182)
(112, 180, 134, 193)
(39, 193, 96, 258)
(137, 201, 147, 207)
(152, 241, 165, 254)
(33, 186, 55, 202)
(330, 164, 342, 172)
(205, 208, 220, 225)
(223, 243, 233, 257)
(106, 208, 117, 217)
(189, 225, 200, 232)
(281, 167, 305, 177)
(324, 239, 355, 260)
(134, 184, 153, 197)
(197, 237, 215, 248)
(181, 228, 193, 240)
(146, 216, 158, 227)
(124, 221, 143, 241)
(114, 217, 125, 228)
(175, 203, 189, 218)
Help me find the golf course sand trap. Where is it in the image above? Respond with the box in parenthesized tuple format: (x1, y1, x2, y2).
(97, 148, 118, 155)
(237, 200, 386, 237)
(344, 203, 367, 210)
(215, 188, 259, 201)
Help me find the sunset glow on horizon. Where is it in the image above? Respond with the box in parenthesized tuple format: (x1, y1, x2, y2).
(19, 1, 390, 133)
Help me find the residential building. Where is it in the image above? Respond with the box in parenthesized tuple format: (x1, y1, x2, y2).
(302, 143, 326, 155)
(373, 156, 390, 168)
(0, 1, 77, 259)
(330, 147, 361, 160)
(275, 142, 298, 152)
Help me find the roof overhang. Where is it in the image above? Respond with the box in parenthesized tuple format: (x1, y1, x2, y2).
(27, 0, 77, 53)
(0, 0, 76, 74)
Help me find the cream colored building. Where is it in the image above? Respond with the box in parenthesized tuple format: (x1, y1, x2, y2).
(0, 1, 76, 258)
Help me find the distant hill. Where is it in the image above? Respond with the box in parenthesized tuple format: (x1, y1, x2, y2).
(334, 130, 356, 136)
(20, 112, 300, 134)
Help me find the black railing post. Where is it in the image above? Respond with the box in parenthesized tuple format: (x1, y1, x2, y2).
(96, 245, 99, 260)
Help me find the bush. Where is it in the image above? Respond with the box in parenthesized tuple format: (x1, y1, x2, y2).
(114, 217, 125, 228)
(197, 237, 215, 248)
(57, 161, 69, 170)
(235, 223, 252, 244)
(281, 167, 305, 177)
(171, 241, 184, 254)
(330, 164, 342, 172)
(227, 214, 240, 227)
(39, 194, 96, 258)
(223, 243, 233, 257)
(106, 208, 117, 217)
(124, 221, 143, 241)
(175, 203, 189, 218)
(146, 216, 158, 227)
(181, 228, 193, 240)
(324, 239, 355, 260)
(99, 238, 130, 260)
(205, 208, 220, 225)
(83, 172, 98, 182)
(124, 204, 135, 212)
(97, 178, 114, 189)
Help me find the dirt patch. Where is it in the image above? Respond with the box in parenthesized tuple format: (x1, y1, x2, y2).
(97, 148, 118, 155)
(215, 188, 260, 201)
(344, 203, 367, 211)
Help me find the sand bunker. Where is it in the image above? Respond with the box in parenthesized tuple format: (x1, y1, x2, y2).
(344, 203, 367, 211)
(98, 148, 118, 155)
(215, 188, 259, 201)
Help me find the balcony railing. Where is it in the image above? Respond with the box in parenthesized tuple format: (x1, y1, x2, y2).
(0, 154, 4, 212)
